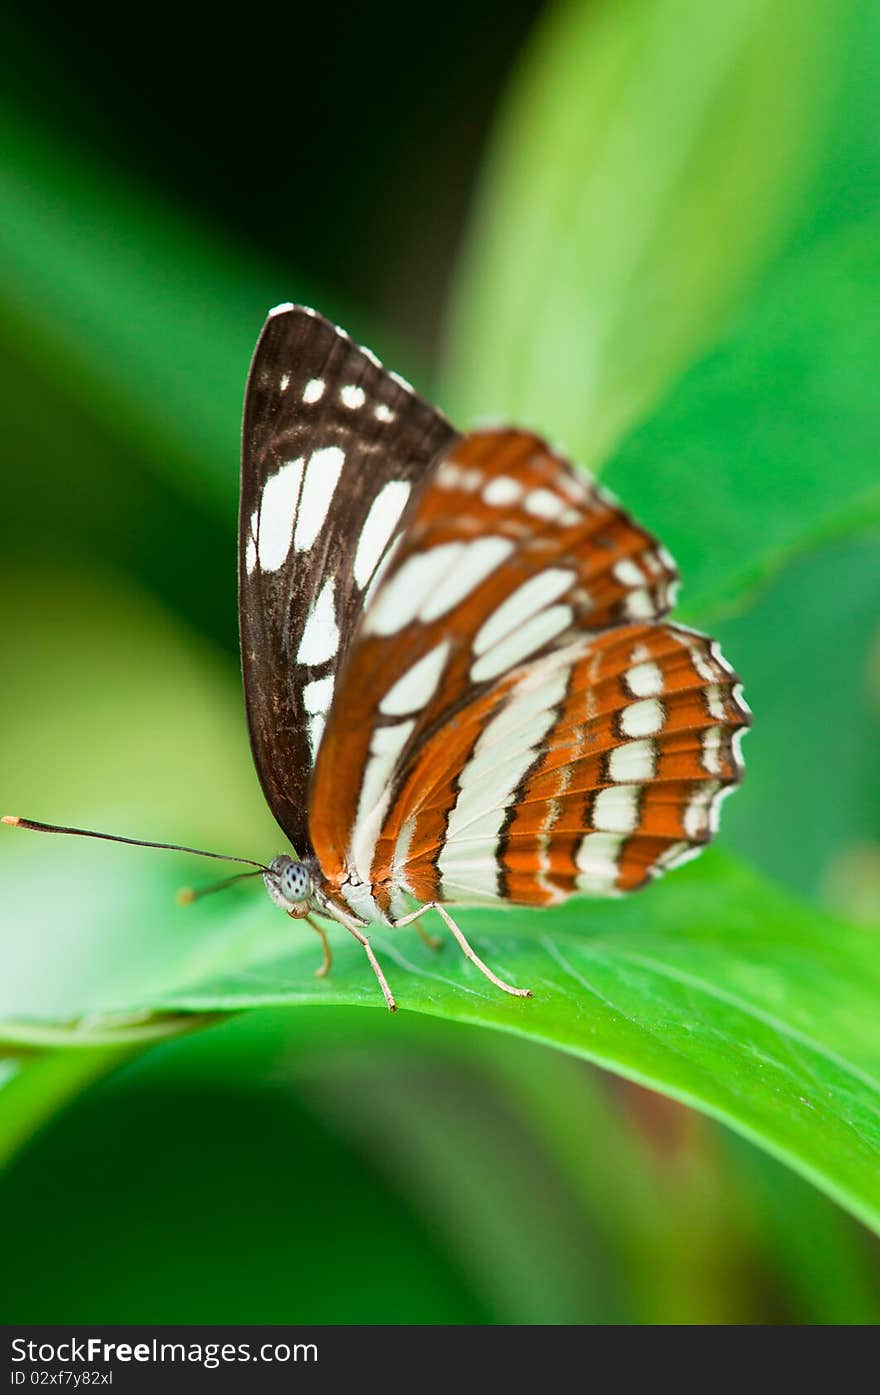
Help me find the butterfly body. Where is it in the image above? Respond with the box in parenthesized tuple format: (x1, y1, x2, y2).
(240, 304, 750, 1008)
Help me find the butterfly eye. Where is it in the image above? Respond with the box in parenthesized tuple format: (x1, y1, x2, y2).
(282, 861, 311, 902)
(266, 854, 312, 909)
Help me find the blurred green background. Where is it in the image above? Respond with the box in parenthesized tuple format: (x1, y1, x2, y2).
(1, 0, 879, 1324)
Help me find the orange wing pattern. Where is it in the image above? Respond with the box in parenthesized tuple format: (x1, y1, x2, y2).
(306, 428, 748, 923)
(381, 622, 749, 910)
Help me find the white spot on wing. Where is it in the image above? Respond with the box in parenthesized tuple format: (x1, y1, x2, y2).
(308, 713, 326, 760)
(471, 604, 572, 683)
(483, 475, 522, 507)
(245, 536, 257, 575)
(613, 558, 645, 587)
(575, 832, 623, 894)
(365, 542, 462, 635)
(473, 569, 573, 656)
(684, 781, 720, 839)
(380, 641, 451, 716)
(280, 373, 290, 392)
(705, 684, 726, 720)
(353, 480, 411, 589)
(625, 660, 664, 698)
(294, 446, 345, 552)
(435, 462, 482, 491)
(524, 488, 565, 520)
(436, 463, 462, 489)
(420, 537, 515, 622)
(592, 785, 640, 834)
(701, 726, 723, 775)
(375, 403, 395, 422)
(341, 384, 366, 409)
(673, 628, 716, 681)
(362, 725, 404, 761)
(351, 719, 416, 882)
(608, 739, 656, 783)
(303, 675, 334, 715)
(658, 840, 703, 871)
(620, 697, 664, 738)
(625, 589, 656, 619)
(365, 537, 514, 635)
(392, 814, 418, 890)
(297, 578, 339, 665)
(302, 378, 325, 404)
(268, 302, 295, 317)
(439, 666, 569, 899)
(731, 725, 747, 768)
(341, 876, 383, 924)
(257, 458, 304, 572)
(560, 473, 589, 503)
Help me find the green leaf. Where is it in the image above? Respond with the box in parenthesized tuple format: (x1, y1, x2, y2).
(4, 817, 880, 1232)
(605, 219, 880, 620)
(441, 0, 844, 467)
(0, 1019, 492, 1324)
(121, 852, 880, 1245)
(3, 570, 880, 1230)
(0, 1047, 135, 1170)
(714, 537, 880, 904)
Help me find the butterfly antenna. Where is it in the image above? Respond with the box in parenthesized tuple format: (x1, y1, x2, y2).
(1, 815, 272, 874)
(177, 868, 267, 905)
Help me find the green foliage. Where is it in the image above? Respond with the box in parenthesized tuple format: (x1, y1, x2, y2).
(442, 0, 844, 466)
(0, 108, 269, 519)
(606, 220, 880, 620)
(2, 578, 879, 1234)
(717, 537, 880, 903)
(4, 1009, 880, 1324)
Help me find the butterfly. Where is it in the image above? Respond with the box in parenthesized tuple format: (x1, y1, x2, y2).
(5, 304, 750, 1012)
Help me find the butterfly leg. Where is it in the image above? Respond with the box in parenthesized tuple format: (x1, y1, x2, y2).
(413, 918, 442, 952)
(393, 903, 532, 999)
(319, 902, 397, 1012)
(346, 924, 397, 1012)
(303, 914, 333, 978)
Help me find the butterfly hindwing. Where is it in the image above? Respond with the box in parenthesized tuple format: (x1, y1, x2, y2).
(307, 428, 689, 906)
(239, 305, 458, 853)
(382, 623, 750, 909)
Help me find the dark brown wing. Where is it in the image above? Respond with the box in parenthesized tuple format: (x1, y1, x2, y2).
(239, 304, 457, 854)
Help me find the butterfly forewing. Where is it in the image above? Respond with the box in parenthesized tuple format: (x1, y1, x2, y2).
(307, 427, 691, 910)
(239, 305, 458, 853)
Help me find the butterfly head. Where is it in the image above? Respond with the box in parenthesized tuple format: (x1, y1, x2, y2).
(264, 853, 313, 917)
